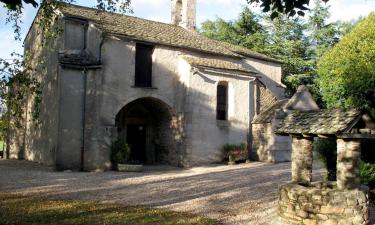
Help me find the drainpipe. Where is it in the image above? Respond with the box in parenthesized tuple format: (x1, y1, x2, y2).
(80, 69, 87, 171)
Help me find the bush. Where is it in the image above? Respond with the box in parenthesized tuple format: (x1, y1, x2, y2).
(110, 140, 130, 164)
(222, 143, 247, 160)
(313, 138, 337, 181)
(360, 161, 375, 187)
(317, 13, 375, 109)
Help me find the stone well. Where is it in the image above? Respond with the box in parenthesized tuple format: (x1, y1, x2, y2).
(278, 182, 369, 225)
(275, 109, 375, 225)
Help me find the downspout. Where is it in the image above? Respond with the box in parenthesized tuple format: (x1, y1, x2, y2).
(80, 69, 87, 171)
(248, 78, 257, 161)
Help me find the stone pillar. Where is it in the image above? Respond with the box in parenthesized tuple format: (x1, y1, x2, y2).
(337, 138, 361, 190)
(291, 136, 313, 185)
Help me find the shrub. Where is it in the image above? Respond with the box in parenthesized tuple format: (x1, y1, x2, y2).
(110, 140, 130, 164)
(360, 161, 375, 187)
(317, 13, 375, 110)
(313, 138, 337, 181)
(223, 143, 247, 159)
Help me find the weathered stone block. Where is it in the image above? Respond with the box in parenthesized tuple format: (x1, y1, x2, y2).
(320, 206, 344, 214)
(303, 218, 317, 225)
(321, 219, 338, 225)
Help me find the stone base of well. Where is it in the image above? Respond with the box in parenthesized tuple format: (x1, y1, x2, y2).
(278, 182, 369, 225)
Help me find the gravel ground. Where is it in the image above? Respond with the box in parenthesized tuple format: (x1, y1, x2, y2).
(0, 159, 365, 225)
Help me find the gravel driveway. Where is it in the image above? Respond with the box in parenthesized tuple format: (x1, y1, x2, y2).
(0, 160, 310, 225)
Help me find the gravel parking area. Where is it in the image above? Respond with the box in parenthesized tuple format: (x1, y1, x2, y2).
(0, 160, 322, 225)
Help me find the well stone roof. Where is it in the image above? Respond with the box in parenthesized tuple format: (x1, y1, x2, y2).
(59, 3, 281, 63)
(276, 109, 362, 135)
(183, 56, 257, 74)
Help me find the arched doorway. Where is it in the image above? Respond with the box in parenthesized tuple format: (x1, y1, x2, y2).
(115, 97, 176, 165)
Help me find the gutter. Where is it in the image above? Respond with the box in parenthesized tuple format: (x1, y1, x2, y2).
(80, 69, 87, 171)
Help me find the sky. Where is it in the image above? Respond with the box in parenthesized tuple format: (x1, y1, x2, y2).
(0, 0, 374, 59)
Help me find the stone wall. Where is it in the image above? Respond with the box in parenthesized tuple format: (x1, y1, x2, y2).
(251, 122, 291, 162)
(279, 182, 369, 225)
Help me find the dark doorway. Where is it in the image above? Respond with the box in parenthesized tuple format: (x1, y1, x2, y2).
(115, 97, 178, 166)
(127, 124, 146, 163)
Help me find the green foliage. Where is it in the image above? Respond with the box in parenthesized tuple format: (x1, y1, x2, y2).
(222, 143, 247, 158)
(313, 138, 337, 181)
(200, 4, 350, 99)
(359, 161, 375, 186)
(246, 0, 329, 19)
(317, 13, 375, 110)
(200, 7, 268, 54)
(110, 140, 130, 164)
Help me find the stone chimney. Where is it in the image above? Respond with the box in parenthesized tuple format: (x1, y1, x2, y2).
(171, 0, 196, 31)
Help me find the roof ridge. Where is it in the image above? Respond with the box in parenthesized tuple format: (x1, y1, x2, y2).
(58, 3, 281, 63)
(59, 2, 185, 29)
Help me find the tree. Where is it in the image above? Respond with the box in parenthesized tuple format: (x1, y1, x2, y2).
(247, 0, 329, 19)
(263, 14, 312, 96)
(317, 13, 375, 111)
(200, 7, 268, 54)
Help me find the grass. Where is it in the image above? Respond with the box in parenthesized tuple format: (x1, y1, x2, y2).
(0, 193, 220, 225)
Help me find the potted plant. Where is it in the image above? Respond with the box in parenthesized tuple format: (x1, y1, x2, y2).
(223, 143, 248, 165)
(111, 139, 143, 172)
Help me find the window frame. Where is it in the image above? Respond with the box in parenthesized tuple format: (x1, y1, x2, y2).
(216, 81, 228, 121)
(134, 43, 155, 88)
(63, 18, 88, 51)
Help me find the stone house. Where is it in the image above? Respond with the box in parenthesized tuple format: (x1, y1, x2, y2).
(251, 85, 319, 162)
(6, 1, 286, 171)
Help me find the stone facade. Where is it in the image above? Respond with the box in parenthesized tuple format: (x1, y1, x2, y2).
(279, 182, 369, 225)
(7, 2, 285, 171)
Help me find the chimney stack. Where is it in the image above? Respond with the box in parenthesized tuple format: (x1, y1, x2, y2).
(171, 0, 196, 31)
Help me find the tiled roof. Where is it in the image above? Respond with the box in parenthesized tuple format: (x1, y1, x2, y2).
(59, 3, 281, 63)
(252, 99, 289, 124)
(183, 56, 257, 74)
(276, 109, 362, 135)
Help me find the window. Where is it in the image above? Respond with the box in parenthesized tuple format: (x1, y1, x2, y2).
(217, 82, 228, 120)
(64, 19, 87, 50)
(135, 43, 154, 87)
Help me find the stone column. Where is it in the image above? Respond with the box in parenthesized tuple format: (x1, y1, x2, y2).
(337, 138, 361, 190)
(291, 136, 313, 185)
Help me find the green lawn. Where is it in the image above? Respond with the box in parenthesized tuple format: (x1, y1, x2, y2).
(0, 193, 219, 225)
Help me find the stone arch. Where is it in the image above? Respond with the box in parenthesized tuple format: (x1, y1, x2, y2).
(114, 97, 180, 165)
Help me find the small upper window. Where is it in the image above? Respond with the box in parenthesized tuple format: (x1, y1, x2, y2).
(217, 81, 228, 120)
(64, 19, 86, 50)
(135, 43, 154, 87)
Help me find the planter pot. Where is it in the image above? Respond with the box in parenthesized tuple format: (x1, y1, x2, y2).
(228, 152, 248, 165)
(117, 163, 143, 172)
(228, 155, 236, 165)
